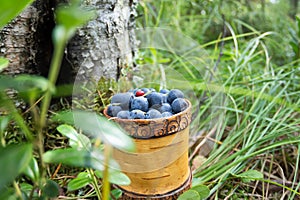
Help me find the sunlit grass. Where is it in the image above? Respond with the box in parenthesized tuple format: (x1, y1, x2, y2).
(136, 0, 300, 198)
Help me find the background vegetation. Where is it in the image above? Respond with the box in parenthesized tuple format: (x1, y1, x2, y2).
(0, 0, 299, 199)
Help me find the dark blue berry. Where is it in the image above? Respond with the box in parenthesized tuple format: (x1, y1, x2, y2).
(171, 98, 188, 114)
(130, 97, 149, 112)
(159, 89, 169, 94)
(130, 110, 145, 119)
(147, 92, 163, 107)
(117, 110, 130, 119)
(162, 112, 173, 117)
(167, 89, 184, 104)
(160, 103, 172, 113)
(150, 104, 161, 111)
(111, 92, 134, 110)
(107, 105, 122, 117)
(145, 109, 162, 119)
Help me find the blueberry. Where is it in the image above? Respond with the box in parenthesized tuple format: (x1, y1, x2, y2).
(145, 109, 162, 119)
(167, 89, 184, 104)
(160, 103, 172, 113)
(130, 97, 149, 112)
(117, 110, 130, 119)
(159, 89, 169, 94)
(150, 104, 161, 111)
(111, 92, 134, 110)
(147, 92, 163, 107)
(162, 112, 173, 118)
(130, 110, 145, 119)
(107, 105, 122, 117)
(171, 98, 188, 114)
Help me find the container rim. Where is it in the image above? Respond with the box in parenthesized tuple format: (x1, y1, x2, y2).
(103, 99, 192, 123)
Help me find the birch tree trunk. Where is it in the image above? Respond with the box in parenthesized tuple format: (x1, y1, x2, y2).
(67, 0, 138, 83)
(0, 0, 54, 75)
(0, 0, 137, 83)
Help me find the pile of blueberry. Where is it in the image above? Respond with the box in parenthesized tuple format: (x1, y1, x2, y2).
(106, 88, 189, 119)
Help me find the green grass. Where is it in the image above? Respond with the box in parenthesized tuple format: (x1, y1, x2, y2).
(136, 0, 300, 199)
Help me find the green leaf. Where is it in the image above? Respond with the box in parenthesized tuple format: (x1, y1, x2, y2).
(42, 179, 59, 198)
(57, 124, 91, 150)
(158, 58, 171, 63)
(191, 177, 202, 187)
(43, 148, 119, 171)
(0, 93, 33, 141)
(178, 190, 200, 200)
(74, 111, 135, 152)
(53, 84, 74, 97)
(0, 116, 10, 134)
(69, 134, 91, 150)
(110, 189, 122, 200)
(95, 170, 131, 185)
(20, 182, 34, 198)
(14, 75, 53, 101)
(22, 157, 40, 182)
(57, 124, 79, 141)
(53, 3, 96, 44)
(56, 4, 96, 31)
(234, 170, 264, 183)
(51, 111, 75, 125)
(53, 110, 135, 152)
(0, 0, 34, 29)
(67, 172, 92, 191)
(0, 188, 16, 200)
(0, 75, 53, 101)
(0, 58, 9, 73)
(191, 185, 210, 199)
(0, 144, 32, 191)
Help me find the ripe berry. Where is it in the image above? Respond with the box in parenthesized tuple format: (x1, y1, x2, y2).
(171, 98, 188, 114)
(162, 112, 173, 117)
(159, 103, 172, 113)
(107, 105, 122, 117)
(159, 89, 169, 94)
(130, 110, 145, 119)
(111, 92, 134, 110)
(117, 110, 130, 119)
(147, 92, 163, 107)
(145, 109, 162, 119)
(167, 89, 184, 104)
(130, 97, 149, 112)
(135, 90, 145, 97)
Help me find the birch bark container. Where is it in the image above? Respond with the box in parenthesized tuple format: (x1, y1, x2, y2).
(103, 100, 192, 199)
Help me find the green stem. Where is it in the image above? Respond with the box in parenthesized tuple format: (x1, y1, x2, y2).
(37, 32, 66, 182)
(39, 39, 66, 129)
(88, 169, 102, 199)
(0, 93, 33, 141)
(13, 181, 23, 200)
(102, 144, 112, 200)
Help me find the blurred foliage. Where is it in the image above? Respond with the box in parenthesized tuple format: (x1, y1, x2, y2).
(137, 0, 298, 65)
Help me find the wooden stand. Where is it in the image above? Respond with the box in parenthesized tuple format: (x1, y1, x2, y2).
(103, 100, 192, 199)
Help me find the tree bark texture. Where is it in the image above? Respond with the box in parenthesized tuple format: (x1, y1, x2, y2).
(0, 0, 54, 76)
(67, 0, 138, 83)
(0, 0, 137, 83)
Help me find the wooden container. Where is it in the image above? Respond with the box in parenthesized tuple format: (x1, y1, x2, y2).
(103, 100, 192, 199)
